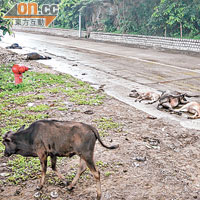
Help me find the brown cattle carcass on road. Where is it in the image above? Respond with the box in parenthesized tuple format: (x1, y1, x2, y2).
(129, 89, 161, 104)
(3, 120, 119, 200)
(176, 101, 200, 119)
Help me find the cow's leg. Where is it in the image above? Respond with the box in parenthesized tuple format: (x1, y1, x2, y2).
(147, 99, 157, 104)
(157, 103, 162, 110)
(146, 96, 159, 104)
(84, 157, 101, 200)
(37, 153, 47, 190)
(161, 102, 180, 114)
(135, 96, 142, 102)
(68, 158, 87, 190)
(50, 155, 67, 185)
(161, 102, 173, 110)
(188, 110, 199, 119)
(138, 97, 145, 103)
(157, 101, 170, 110)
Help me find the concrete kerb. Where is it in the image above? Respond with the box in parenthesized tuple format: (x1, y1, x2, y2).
(12, 26, 200, 54)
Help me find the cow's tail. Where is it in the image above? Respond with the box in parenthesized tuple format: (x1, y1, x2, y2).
(91, 126, 119, 149)
(185, 94, 200, 98)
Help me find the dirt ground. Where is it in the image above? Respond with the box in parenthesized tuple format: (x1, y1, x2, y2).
(0, 47, 200, 200)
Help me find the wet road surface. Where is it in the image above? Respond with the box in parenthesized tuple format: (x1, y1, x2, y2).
(1, 31, 200, 129)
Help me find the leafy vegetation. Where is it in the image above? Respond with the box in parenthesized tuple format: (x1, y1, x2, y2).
(93, 117, 122, 137)
(1, 0, 199, 38)
(53, 0, 200, 38)
(148, 0, 200, 38)
(0, 0, 14, 39)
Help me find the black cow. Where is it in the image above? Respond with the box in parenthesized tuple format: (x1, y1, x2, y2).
(25, 52, 51, 60)
(6, 43, 22, 49)
(3, 120, 119, 200)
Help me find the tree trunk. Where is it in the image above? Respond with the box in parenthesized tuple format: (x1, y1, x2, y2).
(164, 26, 167, 37)
(180, 22, 182, 38)
(123, 0, 125, 20)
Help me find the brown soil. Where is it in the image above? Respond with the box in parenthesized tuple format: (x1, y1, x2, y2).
(0, 48, 200, 200)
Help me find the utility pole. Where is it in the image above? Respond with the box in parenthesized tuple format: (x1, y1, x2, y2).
(79, 13, 82, 38)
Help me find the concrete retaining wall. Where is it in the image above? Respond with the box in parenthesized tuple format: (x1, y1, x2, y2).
(13, 26, 200, 53)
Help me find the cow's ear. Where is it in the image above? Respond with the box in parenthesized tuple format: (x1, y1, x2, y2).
(4, 138, 11, 143)
(17, 125, 25, 132)
(3, 131, 12, 139)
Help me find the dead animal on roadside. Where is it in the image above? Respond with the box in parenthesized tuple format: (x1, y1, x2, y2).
(156, 90, 199, 113)
(3, 120, 119, 200)
(25, 52, 51, 60)
(175, 101, 200, 119)
(129, 89, 160, 104)
(6, 43, 22, 49)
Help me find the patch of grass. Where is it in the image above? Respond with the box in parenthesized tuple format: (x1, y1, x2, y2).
(65, 82, 75, 88)
(23, 113, 49, 121)
(93, 117, 122, 136)
(27, 104, 50, 112)
(7, 155, 41, 184)
(105, 171, 112, 177)
(47, 87, 65, 94)
(96, 160, 109, 168)
(9, 94, 45, 105)
(65, 169, 77, 182)
(7, 156, 55, 185)
(57, 107, 68, 111)
(65, 84, 104, 105)
(68, 92, 104, 105)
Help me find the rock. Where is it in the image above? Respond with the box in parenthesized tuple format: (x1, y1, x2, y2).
(0, 163, 7, 167)
(14, 189, 21, 196)
(97, 84, 105, 92)
(147, 115, 157, 120)
(133, 162, 140, 167)
(34, 191, 41, 198)
(28, 103, 35, 107)
(83, 110, 94, 115)
(64, 101, 73, 108)
(143, 137, 160, 146)
(135, 157, 146, 162)
(51, 191, 59, 198)
(0, 173, 10, 177)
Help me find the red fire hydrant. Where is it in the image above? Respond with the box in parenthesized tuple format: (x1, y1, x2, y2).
(12, 64, 29, 85)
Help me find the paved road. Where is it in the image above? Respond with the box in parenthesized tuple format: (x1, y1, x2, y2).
(1, 31, 200, 129)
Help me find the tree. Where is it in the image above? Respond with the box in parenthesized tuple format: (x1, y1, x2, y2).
(0, 0, 14, 40)
(149, 0, 200, 38)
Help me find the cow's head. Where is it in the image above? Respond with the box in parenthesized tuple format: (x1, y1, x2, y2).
(130, 89, 140, 98)
(3, 125, 25, 157)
